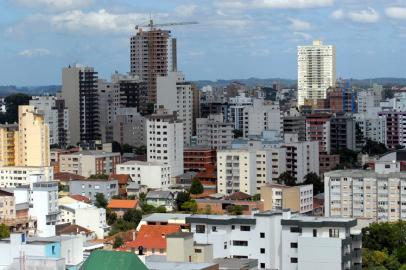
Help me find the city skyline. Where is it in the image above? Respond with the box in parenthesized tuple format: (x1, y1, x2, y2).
(1, 0, 406, 85)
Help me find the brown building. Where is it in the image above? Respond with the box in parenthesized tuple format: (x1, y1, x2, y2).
(306, 113, 332, 153)
(260, 184, 313, 214)
(319, 153, 340, 174)
(184, 147, 217, 186)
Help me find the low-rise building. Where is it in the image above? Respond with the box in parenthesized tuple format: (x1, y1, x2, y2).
(187, 210, 361, 270)
(145, 191, 175, 211)
(107, 199, 139, 218)
(116, 161, 171, 189)
(59, 150, 121, 178)
(58, 201, 109, 239)
(260, 184, 313, 214)
(69, 178, 118, 202)
(0, 190, 15, 221)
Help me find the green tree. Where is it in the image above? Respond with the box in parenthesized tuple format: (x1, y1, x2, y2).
(135, 145, 147, 155)
(94, 193, 108, 208)
(175, 192, 191, 210)
(226, 205, 243, 215)
(141, 204, 156, 214)
(0, 224, 10, 239)
(106, 208, 117, 225)
(362, 221, 406, 254)
(1, 93, 31, 124)
(302, 172, 324, 195)
(190, 178, 204, 194)
(89, 174, 109, 179)
(385, 254, 401, 270)
(335, 148, 359, 169)
(156, 206, 167, 213)
(181, 200, 197, 213)
(362, 139, 388, 156)
(113, 236, 124, 248)
(122, 144, 134, 153)
(277, 172, 296, 186)
(396, 246, 406, 264)
(123, 209, 142, 227)
(138, 192, 147, 202)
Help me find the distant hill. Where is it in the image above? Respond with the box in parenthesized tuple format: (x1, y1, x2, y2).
(2, 77, 406, 97)
(0, 85, 61, 97)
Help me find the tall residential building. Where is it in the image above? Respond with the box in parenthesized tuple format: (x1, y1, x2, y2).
(130, 28, 176, 103)
(228, 93, 253, 130)
(30, 96, 69, 147)
(0, 124, 18, 166)
(196, 114, 234, 150)
(242, 99, 283, 137)
(325, 166, 406, 222)
(16, 106, 50, 167)
(306, 113, 332, 154)
(147, 108, 184, 177)
(297, 40, 336, 107)
(113, 107, 146, 147)
(97, 79, 115, 143)
(157, 71, 193, 146)
(61, 65, 100, 146)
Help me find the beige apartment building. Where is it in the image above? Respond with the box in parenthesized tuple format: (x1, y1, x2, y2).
(260, 184, 313, 214)
(0, 106, 50, 167)
(0, 190, 16, 221)
(325, 164, 406, 222)
(59, 150, 121, 178)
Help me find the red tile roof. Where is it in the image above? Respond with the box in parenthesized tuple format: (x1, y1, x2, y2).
(54, 172, 86, 181)
(109, 174, 130, 185)
(225, 191, 251, 201)
(107, 199, 138, 209)
(122, 224, 181, 250)
(69, 194, 91, 203)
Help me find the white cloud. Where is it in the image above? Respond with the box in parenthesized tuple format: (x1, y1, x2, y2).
(331, 9, 344, 19)
(48, 9, 166, 33)
(288, 18, 312, 31)
(18, 48, 51, 58)
(331, 7, 380, 23)
(386, 7, 406, 20)
(175, 4, 198, 17)
(215, 0, 334, 9)
(292, 32, 312, 40)
(348, 8, 380, 23)
(15, 0, 92, 11)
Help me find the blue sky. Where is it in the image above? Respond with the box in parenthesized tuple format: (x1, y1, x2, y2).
(1, 0, 406, 85)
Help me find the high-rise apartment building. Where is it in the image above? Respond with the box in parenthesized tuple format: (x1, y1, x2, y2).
(30, 96, 69, 147)
(147, 108, 184, 177)
(196, 114, 234, 150)
(298, 40, 336, 107)
(157, 71, 193, 146)
(16, 106, 50, 167)
(61, 65, 100, 146)
(0, 124, 18, 167)
(130, 28, 176, 103)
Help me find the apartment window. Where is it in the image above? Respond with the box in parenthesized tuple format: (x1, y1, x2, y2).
(290, 227, 301, 233)
(313, 229, 317, 237)
(290, 242, 298, 248)
(260, 248, 265, 254)
(196, 225, 205, 233)
(224, 242, 227, 249)
(212, 226, 217, 232)
(232, 240, 248, 246)
(231, 225, 235, 230)
(329, 229, 339, 238)
(260, 232, 265, 238)
(260, 263, 265, 269)
(240, 225, 251, 231)
(195, 249, 202, 253)
(290, 258, 298, 263)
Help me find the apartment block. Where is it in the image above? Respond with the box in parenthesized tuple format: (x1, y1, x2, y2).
(157, 71, 193, 146)
(30, 96, 69, 147)
(260, 184, 313, 214)
(324, 168, 406, 222)
(59, 150, 121, 178)
(228, 93, 253, 131)
(0, 166, 53, 188)
(184, 147, 217, 173)
(306, 113, 331, 154)
(378, 111, 406, 149)
(69, 178, 118, 202)
(0, 190, 16, 221)
(187, 210, 361, 270)
(116, 160, 171, 189)
(354, 111, 386, 145)
(112, 107, 146, 147)
(217, 149, 257, 195)
(196, 114, 234, 150)
(0, 124, 18, 167)
(283, 109, 306, 142)
(147, 108, 184, 177)
(330, 113, 356, 152)
(298, 40, 336, 107)
(242, 99, 283, 137)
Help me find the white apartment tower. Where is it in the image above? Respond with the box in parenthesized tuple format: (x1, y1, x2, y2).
(298, 40, 336, 107)
(157, 71, 193, 147)
(147, 108, 184, 177)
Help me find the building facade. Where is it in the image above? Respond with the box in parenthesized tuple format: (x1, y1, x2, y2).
(196, 114, 234, 150)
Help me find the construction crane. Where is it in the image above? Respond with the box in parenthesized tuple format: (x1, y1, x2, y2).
(135, 19, 198, 31)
